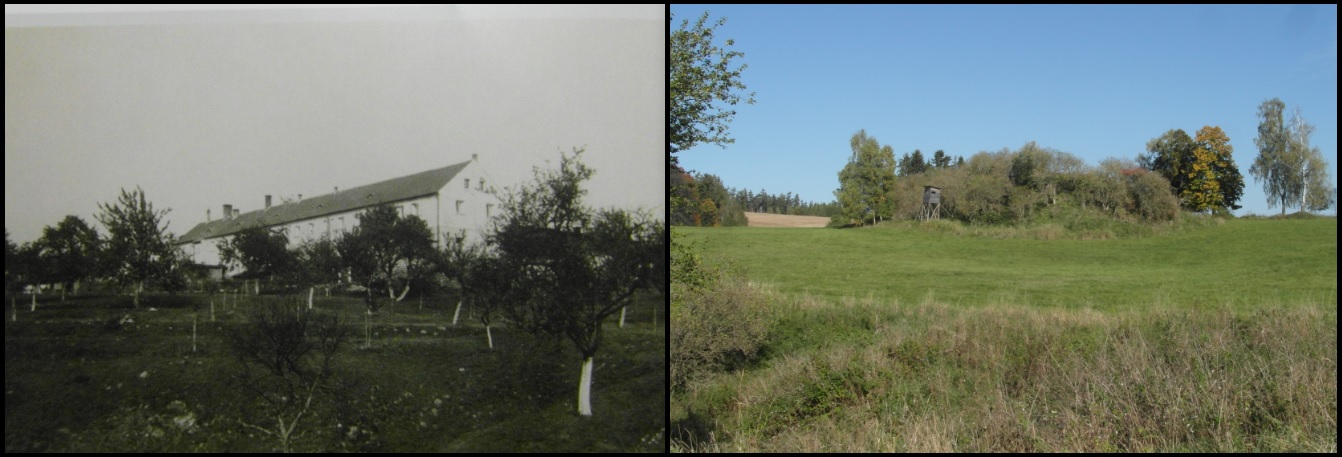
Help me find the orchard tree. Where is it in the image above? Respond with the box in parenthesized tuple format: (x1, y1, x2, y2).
(289, 237, 342, 309)
(96, 186, 179, 308)
(35, 215, 102, 302)
(217, 226, 294, 288)
(5, 229, 15, 293)
(836, 130, 897, 226)
(490, 148, 661, 416)
(335, 205, 435, 313)
(14, 242, 48, 310)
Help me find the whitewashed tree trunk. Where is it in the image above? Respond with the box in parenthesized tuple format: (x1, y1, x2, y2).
(619, 307, 626, 328)
(254, 279, 259, 295)
(308, 287, 314, 310)
(395, 284, 410, 302)
(192, 315, 198, 353)
(452, 300, 463, 326)
(486, 324, 493, 350)
(578, 356, 594, 416)
(365, 312, 371, 348)
(31, 291, 37, 312)
(61, 287, 66, 304)
(12, 297, 17, 322)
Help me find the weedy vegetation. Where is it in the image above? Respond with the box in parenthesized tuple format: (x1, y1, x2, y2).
(672, 217, 1336, 452)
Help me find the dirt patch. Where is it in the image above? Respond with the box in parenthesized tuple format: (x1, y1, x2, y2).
(745, 212, 829, 228)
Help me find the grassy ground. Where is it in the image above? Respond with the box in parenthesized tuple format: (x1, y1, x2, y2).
(676, 217, 1337, 311)
(672, 217, 1337, 452)
(5, 289, 665, 452)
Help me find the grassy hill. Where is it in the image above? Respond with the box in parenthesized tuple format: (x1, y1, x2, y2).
(672, 218, 1337, 452)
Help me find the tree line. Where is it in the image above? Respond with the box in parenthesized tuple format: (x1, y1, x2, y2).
(6, 149, 663, 417)
(671, 169, 842, 227)
(833, 98, 1334, 227)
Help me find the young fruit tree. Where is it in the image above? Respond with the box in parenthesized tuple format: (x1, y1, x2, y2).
(95, 187, 182, 308)
(490, 148, 661, 416)
(225, 299, 351, 452)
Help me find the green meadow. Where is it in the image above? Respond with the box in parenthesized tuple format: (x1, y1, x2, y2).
(676, 217, 1336, 311)
(672, 217, 1336, 452)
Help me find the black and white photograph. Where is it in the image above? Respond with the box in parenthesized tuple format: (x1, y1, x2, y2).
(6, 4, 665, 452)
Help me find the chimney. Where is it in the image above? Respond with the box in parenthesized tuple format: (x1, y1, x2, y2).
(334, 186, 339, 194)
(471, 153, 478, 162)
(298, 194, 303, 202)
(223, 204, 232, 221)
(233, 208, 240, 219)
(265, 195, 272, 209)
(207, 208, 212, 222)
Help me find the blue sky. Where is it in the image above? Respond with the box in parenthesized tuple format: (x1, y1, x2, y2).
(671, 4, 1337, 216)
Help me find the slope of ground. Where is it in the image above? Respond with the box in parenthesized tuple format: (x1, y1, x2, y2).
(744, 212, 829, 228)
(672, 217, 1337, 452)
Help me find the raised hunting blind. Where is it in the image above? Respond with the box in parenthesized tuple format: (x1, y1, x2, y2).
(919, 186, 942, 221)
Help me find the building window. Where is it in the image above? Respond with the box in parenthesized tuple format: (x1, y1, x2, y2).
(478, 178, 484, 191)
(411, 202, 419, 217)
(456, 200, 464, 214)
(486, 203, 493, 217)
(464, 179, 470, 189)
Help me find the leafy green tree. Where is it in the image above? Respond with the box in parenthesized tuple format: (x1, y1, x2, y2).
(1283, 109, 1336, 213)
(669, 169, 699, 226)
(35, 215, 102, 302)
(1141, 129, 1196, 200)
(1302, 150, 1336, 212)
(933, 150, 951, 168)
(1009, 142, 1050, 190)
(95, 186, 180, 308)
(1249, 98, 1306, 215)
(670, 11, 756, 170)
(489, 148, 661, 416)
(835, 130, 898, 226)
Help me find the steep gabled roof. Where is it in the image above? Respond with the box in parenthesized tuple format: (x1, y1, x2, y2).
(178, 160, 470, 244)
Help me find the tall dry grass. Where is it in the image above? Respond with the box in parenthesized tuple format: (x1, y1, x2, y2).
(671, 295, 1337, 452)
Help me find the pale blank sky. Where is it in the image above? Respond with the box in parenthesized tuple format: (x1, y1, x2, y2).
(5, 5, 663, 244)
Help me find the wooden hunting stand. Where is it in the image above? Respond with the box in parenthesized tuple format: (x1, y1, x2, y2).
(919, 186, 942, 221)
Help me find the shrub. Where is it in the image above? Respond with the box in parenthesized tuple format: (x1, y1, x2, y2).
(671, 232, 772, 392)
(1127, 171, 1179, 222)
